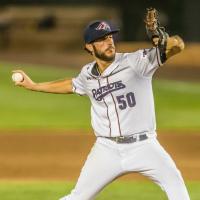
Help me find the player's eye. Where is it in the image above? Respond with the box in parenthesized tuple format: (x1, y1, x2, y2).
(104, 35, 113, 40)
(95, 37, 105, 42)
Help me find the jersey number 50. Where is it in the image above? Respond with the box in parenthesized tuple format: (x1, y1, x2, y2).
(116, 92, 136, 110)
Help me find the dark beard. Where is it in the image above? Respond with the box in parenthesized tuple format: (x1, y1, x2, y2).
(93, 45, 115, 62)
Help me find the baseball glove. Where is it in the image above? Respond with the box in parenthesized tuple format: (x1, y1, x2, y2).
(144, 7, 169, 51)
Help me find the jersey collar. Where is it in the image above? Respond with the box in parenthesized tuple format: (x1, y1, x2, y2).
(88, 53, 121, 78)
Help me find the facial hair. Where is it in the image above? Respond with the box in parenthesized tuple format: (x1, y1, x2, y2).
(93, 45, 115, 62)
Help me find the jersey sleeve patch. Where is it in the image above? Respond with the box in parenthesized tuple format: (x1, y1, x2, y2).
(127, 48, 163, 77)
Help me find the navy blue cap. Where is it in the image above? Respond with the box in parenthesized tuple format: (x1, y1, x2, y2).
(84, 20, 119, 43)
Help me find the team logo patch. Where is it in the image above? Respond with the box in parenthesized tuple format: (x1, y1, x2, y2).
(92, 80, 126, 101)
(95, 22, 111, 31)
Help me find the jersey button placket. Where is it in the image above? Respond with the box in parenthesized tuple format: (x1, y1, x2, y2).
(98, 77, 112, 137)
(106, 76, 122, 137)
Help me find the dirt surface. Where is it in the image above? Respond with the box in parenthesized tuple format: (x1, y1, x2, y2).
(0, 131, 199, 181)
(0, 50, 200, 81)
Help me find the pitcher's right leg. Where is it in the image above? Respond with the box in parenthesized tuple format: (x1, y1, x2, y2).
(59, 138, 123, 200)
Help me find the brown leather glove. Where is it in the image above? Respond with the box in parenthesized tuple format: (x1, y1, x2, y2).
(144, 7, 169, 50)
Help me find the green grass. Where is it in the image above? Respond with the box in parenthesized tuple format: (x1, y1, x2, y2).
(0, 62, 200, 131)
(0, 62, 91, 130)
(0, 181, 198, 200)
(154, 80, 200, 131)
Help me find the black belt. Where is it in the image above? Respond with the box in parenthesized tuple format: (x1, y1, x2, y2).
(105, 134, 148, 144)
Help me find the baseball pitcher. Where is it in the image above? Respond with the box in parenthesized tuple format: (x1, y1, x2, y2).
(13, 8, 190, 200)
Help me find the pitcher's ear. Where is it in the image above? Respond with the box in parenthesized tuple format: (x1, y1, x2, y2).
(84, 43, 93, 55)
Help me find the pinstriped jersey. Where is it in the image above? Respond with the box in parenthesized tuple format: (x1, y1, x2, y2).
(72, 47, 162, 137)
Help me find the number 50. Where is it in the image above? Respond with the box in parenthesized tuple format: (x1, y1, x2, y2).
(116, 92, 136, 110)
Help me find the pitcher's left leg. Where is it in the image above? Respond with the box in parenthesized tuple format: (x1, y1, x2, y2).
(140, 138, 190, 200)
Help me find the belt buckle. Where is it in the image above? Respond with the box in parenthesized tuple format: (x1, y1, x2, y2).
(116, 136, 124, 143)
(112, 134, 148, 144)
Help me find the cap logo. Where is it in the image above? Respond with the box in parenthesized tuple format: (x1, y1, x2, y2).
(95, 22, 111, 31)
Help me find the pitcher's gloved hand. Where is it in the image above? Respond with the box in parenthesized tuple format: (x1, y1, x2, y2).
(144, 7, 169, 49)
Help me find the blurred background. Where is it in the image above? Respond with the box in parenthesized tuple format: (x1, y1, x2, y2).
(0, 1, 200, 200)
(0, 0, 199, 77)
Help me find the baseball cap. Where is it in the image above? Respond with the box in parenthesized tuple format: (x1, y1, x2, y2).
(84, 20, 119, 43)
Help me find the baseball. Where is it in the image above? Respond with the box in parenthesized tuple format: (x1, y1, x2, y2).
(12, 72, 24, 82)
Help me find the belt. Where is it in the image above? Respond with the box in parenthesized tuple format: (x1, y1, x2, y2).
(105, 134, 148, 144)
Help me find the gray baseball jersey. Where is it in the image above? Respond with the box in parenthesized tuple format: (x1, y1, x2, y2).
(60, 46, 190, 200)
(72, 47, 162, 137)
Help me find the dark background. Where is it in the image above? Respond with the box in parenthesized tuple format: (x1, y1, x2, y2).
(0, 0, 199, 42)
